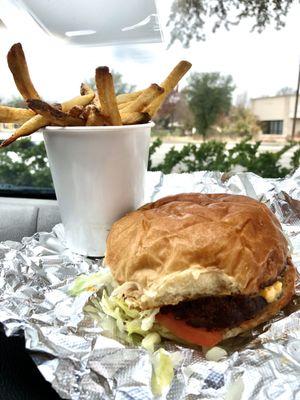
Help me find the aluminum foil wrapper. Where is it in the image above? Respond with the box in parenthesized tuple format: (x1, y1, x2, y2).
(0, 169, 300, 400)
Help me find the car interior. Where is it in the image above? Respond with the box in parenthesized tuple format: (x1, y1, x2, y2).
(0, 1, 299, 399)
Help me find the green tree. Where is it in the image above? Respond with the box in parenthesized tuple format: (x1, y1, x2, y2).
(168, 0, 296, 47)
(154, 89, 194, 134)
(153, 89, 180, 130)
(85, 71, 136, 96)
(173, 90, 195, 134)
(186, 72, 235, 139)
(220, 105, 260, 137)
(0, 139, 53, 188)
(1, 96, 26, 108)
(276, 87, 295, 95)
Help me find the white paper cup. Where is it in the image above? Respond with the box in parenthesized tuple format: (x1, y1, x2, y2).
(43, 123, 153, 257)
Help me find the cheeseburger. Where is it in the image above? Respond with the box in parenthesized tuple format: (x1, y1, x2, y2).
(105, 193, 296, 347)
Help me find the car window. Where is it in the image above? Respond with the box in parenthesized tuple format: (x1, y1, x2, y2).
(0, 0, 299, 199)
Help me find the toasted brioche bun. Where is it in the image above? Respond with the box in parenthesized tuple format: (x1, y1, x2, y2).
(105, 193, 289, 310)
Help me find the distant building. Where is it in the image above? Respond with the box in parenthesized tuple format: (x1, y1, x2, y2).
(251, 94, 300, 140)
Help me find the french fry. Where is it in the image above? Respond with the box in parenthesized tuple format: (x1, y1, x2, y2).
(146, 60, 192, 117)
(68, 105, 84, 118)
(7, 43, 40, 100)
(80, 83, 101, 108)
(81, 104, 92, 120)
(116, 90, 142, 105)
(80, 83, 94, 96)
(0, 105, 35, 122)
(0, 114, 46, 148)
(118, 101, 134, 111)
(84, 105, 110, 126)
(27, 99, 85, 126)
(121, 84, 164, 113)
(0, 92, 94, 148)
(61, 92, 94, 112)
(120, 112, 151, 125)
(0, 45, 191, 148)
(92, 94, 101, 108)
(52, 103, 63, 111)
(116, 60, 191, 110)
(95, 66, 122, 126)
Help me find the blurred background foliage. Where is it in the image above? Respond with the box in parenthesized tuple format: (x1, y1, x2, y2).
(0, 135, 298, 191)
(0, 65, 299, 190)
(148, 137, 299, 178)
(0, 139, 52, 188)
(151, 71, 264, 140)
(168, 0, 296, 47)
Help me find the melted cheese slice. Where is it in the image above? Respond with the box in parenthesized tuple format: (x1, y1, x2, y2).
(260, 281, 283, 303)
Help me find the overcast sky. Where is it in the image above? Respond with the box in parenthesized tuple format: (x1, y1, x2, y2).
(0, 0, 299, 103)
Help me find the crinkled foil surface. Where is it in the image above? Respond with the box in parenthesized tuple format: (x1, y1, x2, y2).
(0, 170, 300, 400)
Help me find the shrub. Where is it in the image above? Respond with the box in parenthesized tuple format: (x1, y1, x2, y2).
(0, 139, 53, 188)
(0, 137, 298, 191)
(149, 136, 299, 178)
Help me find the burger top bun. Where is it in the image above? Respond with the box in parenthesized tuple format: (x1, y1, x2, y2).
(105, 193, 289, 310)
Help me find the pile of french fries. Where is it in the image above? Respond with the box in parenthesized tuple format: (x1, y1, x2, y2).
(0, 43, 192, 148)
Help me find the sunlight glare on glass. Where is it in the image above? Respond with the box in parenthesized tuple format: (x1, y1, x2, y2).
(65, 30, 96, 37)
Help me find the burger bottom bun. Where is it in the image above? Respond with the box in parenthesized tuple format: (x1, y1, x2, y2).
(223, 259, 296, 340)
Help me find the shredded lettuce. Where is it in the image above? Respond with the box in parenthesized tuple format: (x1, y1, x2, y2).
(68, 269, 117, 297)
(141, 332, 161, 353)
(151, 348, 177, 395)
(88, 290, 159, 341)
(85, 291, 180, 394)
(69, 270, 179, 395)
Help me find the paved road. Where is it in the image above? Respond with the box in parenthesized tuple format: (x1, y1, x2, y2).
(151, 141, 299, 169)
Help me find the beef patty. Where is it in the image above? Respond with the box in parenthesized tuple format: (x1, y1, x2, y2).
(160, 295, 268, 330)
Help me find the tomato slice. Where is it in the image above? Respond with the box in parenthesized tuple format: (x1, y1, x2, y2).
(156, 312, 223, 347)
